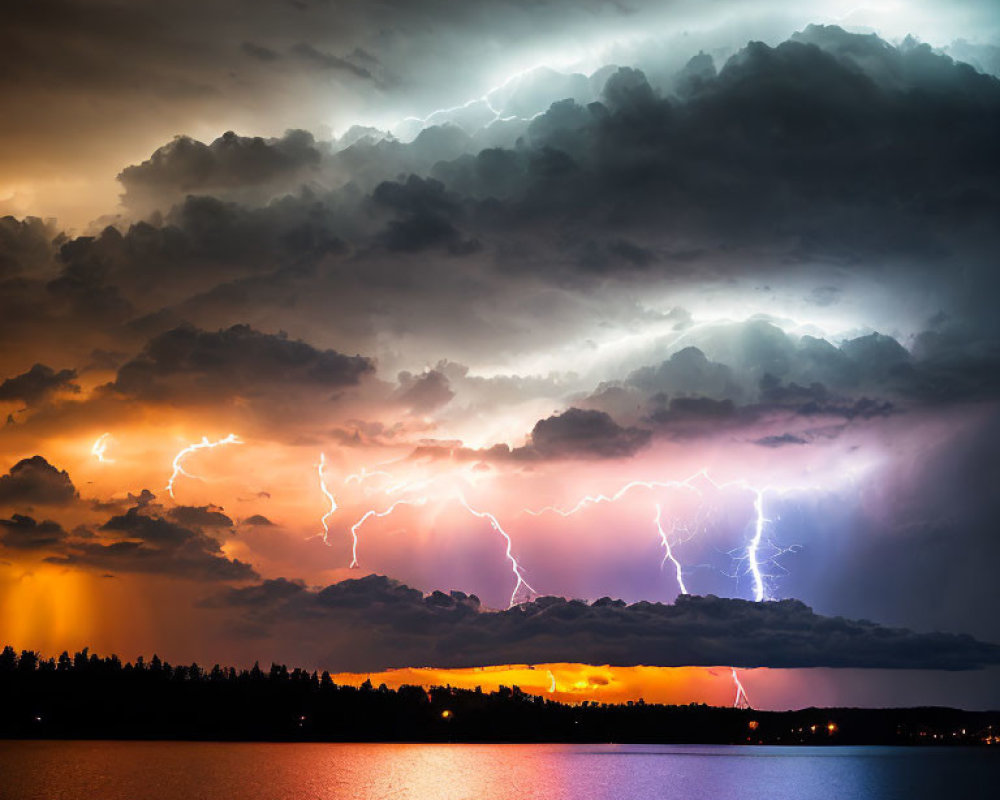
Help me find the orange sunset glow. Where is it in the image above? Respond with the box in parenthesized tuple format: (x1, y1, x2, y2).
(329, 664, 750, 706)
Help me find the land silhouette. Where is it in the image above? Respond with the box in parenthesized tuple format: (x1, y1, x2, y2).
(1, 646, 997, 745)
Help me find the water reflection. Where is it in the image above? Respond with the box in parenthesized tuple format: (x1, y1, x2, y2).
(1, 741, 998, 800)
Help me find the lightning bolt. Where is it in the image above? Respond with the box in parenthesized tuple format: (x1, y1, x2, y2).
(338, 462, 537, 608)
(731, 668, 752, 710)
(457, 493, 535, 608)
(654, 503, 688, 596)
(398, 64, 553, 135)
(166, 434, 241, 499)
(344, 466, 393, 485)
(524, 470, 821, 602)
(349, 499, 425, 568)
(747, 489, 768, 603)
(317, 453, 338, 545)
(91, 433, 114, 463)
(524, 473, 706, 517)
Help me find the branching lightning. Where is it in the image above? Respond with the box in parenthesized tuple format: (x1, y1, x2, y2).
(524, 470, 821, 602)
(166, 434, 241, 500)
(654, 503, 688, 595)
(91, 433, 114, 463)
(524, 473, 706, 518)
(335, 461, 536, 608)
(458, 493, 535, 608)
(317, 453, 338, 545)
(349, 499, 425, 568)
(344, 466, 393, 485)
(398, 64, 553, 135)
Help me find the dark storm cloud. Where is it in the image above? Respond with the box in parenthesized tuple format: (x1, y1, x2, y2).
(210, 574, 1000, 672)
(0, 514, 69, 550)
(518, 408, 651, 459)
(0, 364, 79, 407)
(107, 324, 373, 403)
(579, 318, 1000, 439)
(167, 505, 235, 528)
(0, 456, 77, 507)
(0, 216, 60, 278)
(119, 130, 324, 212)
(5, 26, 985, 396)
(753, 432, 808, 447)
(372, 176, 470, 253)
(52, 26, 995, 411)
(0, 220, 134, 371)
(404, 27, 1000, 295)
(395, 369, 455, 413)
(45, 502, 256, 581)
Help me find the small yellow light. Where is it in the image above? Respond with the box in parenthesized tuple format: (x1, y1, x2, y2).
(441, 710, 452, 719)
(827, 723, 837, 733)
(747, 720, 759, 730)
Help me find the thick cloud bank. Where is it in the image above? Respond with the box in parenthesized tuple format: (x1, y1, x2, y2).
(210, 575, 1000, 673)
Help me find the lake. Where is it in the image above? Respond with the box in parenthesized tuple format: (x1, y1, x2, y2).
(1, 741, 998, 800)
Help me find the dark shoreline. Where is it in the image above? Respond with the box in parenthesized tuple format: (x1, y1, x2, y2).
(3, 646, 999, 746)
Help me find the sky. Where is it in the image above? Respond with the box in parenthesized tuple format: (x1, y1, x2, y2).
(2, 0, 1000, 710)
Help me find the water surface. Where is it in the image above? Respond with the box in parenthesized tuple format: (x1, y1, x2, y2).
(1, 741, 998, 800)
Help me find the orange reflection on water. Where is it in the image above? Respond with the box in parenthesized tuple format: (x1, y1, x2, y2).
(328, 663, 747, 706)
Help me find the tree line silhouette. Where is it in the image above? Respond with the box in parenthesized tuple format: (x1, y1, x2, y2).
(2, 645, 997, 744)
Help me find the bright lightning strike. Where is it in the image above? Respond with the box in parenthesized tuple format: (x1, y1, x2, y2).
(166, 434, 241, 500)
(457, 494, 535, 608)
(349, 499, 425, 568)
(747, 490, 768, 603)
(654, 503, 688, 596)
(524, 473, 706, 517)
(344, 466, 393, 485)
(317, 453, 338, 545)
(399, 64, 552, 134)
(731, 668, 753, 710)
(524, 470, 824, 602)
(91, 433, 114, 463)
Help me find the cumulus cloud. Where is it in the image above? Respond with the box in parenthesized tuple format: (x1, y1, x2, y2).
(107, 324, 374, 403)
(119, 130, 325, 213)
(167, 505, 234, 528)
(395, 369, 455, 413)
(210, 574, 1000, 672)
(0, 363, 79, 406)
(46, 502, 256, 581)
(0, 514, 69, 550)
(516, 408, 652, 459)
(0, 456, 77, 507)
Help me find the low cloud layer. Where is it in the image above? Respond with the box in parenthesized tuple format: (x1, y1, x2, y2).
(210, 575, 1000, 672)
